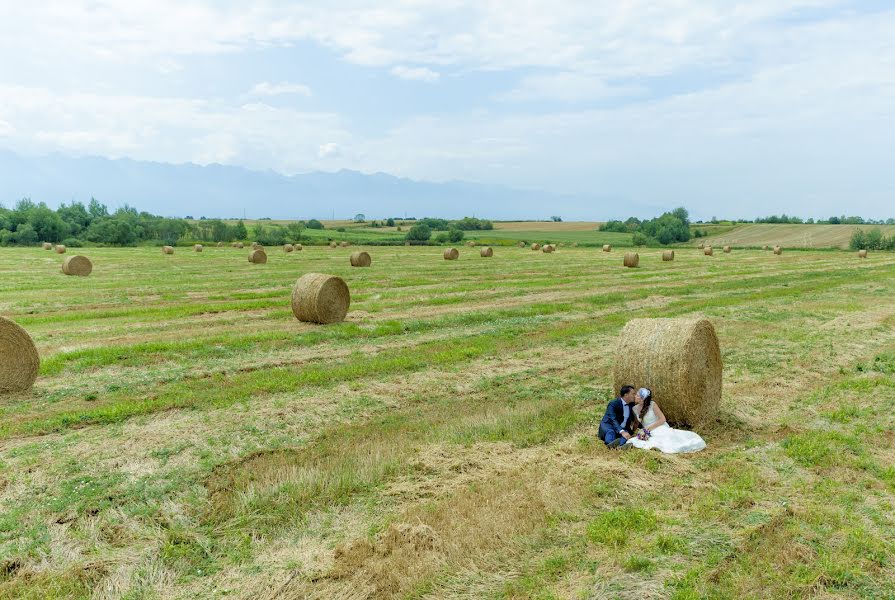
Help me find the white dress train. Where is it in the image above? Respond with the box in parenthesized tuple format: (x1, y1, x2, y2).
(628, 404, 706, 453)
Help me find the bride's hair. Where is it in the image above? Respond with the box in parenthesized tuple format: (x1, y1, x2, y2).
(638, 389, 652, 422)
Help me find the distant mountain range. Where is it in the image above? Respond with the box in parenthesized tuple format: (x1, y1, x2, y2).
(0, 150, 657, 220)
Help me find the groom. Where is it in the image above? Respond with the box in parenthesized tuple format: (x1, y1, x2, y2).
(599, 384, 638, 449)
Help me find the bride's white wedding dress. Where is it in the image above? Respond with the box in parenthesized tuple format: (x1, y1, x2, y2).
(629, 404, 706, 453)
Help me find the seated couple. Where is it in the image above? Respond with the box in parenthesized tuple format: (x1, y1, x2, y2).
(599, 385, 705, 453)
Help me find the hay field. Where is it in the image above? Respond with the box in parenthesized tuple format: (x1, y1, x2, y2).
(2, 246, 895, 599)
(698, 223, 895, 249)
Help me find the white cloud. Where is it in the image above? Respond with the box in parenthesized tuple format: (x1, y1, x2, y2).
(390, 65, 440, 82)
(318, 142, 341, 158)
(249, 82, 312, 97)
(497, 72, 643, 103)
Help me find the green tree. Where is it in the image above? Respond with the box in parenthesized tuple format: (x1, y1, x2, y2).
(306, 219, 324, 230)
(406, 223, 431, 241)
(233, 220, 248, 240)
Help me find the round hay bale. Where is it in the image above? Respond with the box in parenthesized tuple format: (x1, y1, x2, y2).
(662, 250, 675, 261)
(350, 251, 371, 267)
(698, 242, 705, 249)
(531, 243, 541, 251)
(612, 317, 722, 426)
(236, 242, 244, 249)
(480, 247, 493, 257)
(0, 316, 39, 393)
(443, 247, 459, 261)
(466, 241, 475, 247)
(294, 244, 303, 251)
(623, 252, 639, 268)
(330, 241, 338, 248)
(858, 249, 868, 258)
(194, 244, 203, 252)
(162, 246, 174, 255)
(603, 244, 612, 252)
(773, 246, 782, 255)
(704, 246, 714, 256)
(291, 273, 350, 324)
(518, 241, 526, 248)
(283, 244, 294, 253)
(217, 242, 224, 247)
(42, 242, 53, 250)
(340, 241, 350, 248)
(248, 249, 267, 264)
(62, 255, 92, 277)
(55, 245, 66, 254)
(723, 245, 731, 254)
(251, 242, 261, 250)
(763, 245, 770, 251)
(542, 244, 555, 253)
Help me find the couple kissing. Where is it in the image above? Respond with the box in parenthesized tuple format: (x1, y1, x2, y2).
(599, 385, 705, 454)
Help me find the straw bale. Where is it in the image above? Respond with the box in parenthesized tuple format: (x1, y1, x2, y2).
(773, 246, 782, 255)
(330, 241, 338, 248)
(248, 249, 267, 264)
(662, 250, 674, 261)
(61, 255, 92, 276)
(283, 244, 294, 253)
(623, 252, 639, 268)
(55, 245, 66, 254)
(0, 317, 39, 393)
(42, 242, 53, 250)
(340, 241, 350, 248)
(858, 249, 868, 258)
(531, 243, 541, 251)
(350, 251, 371, 267)
(603, 245, 612, 252)
(291, 273, 350, 324)
(466, 241, 475, 247)
(613, 317, 722, 426)
(294, 244, 303, 251)
(480, 247, 493, 257)
(162, 246, 174, 255)
(704, 246, 713, 256)
(542, 244, 555, 253)
(194, 244, 203, 252)
(518, 241, 526, 248)
(443, 247, 459, 260)
(723, 246, 731, 253)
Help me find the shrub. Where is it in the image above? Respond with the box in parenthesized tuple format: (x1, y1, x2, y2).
(61, 237, 84, 248)
(406, 223, 431, 241)
(306, 219, 324, 230)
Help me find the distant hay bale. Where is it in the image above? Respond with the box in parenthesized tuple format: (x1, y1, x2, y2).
(194, 244, 203, 252)
(480, 247, 493, 257)
(603, 244, 612, 252)
(55, 245, 66, 254)
(443, 247, 459, 260)
(162, 246, 174, 255)
(350, 251, 372, 267)
(773, 246, 782, 255)
(405, 241, 411, 246)
(858, 249, 868, 258)
(42, 242, 53, 250)
(704, 246, 713, 256)
(518, 241, 526, 248)
(531, 243, 541, 251)
(542, 244, 555, 253)
(283, 244, 294, 253)
(340, 241, 350, 248)
(623, 252, 639, 268)
(613, 317, 722, 426)
(235, 242, 244, 249)
(763, 245, 769, 251)
(248, 249, 267, 264)
(723, 246, 731, 253)
(330, 241, 338, 248)
(294, 244, 303, 251)
(216, 242, 224, 247)
(0, 316, 40, 394)
(291, 273, 350, 324)
(662, 250, 675, 261)
(61, 255, 92, 277)
(466, 241, 475, 247)
(698, 242, 705, 249)
(251, 242, 261, 250)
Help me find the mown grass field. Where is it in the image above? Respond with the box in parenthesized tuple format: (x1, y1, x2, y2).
(2, 245, 895, 599)
(696, 224, 895, 250)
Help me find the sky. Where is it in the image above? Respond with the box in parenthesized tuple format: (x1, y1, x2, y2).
(0, 1, 893, 219)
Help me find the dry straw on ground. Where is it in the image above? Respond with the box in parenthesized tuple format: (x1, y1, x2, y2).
(858, 249, 868, 258)
(773, 246, 782, 255)
(704, 246, 714, 256)
(350, 251, 372, 267)
(613, 317, 722, 426)
(248, 249, 267, 264)
(723, 246, 731, 253)
(542, 244, 555, 253)
(531, 243, 541, 251)
(291, 273, 350, 324)
(61, 255, 93, 277)
(194, 244, 203, 252)
(623, 252, 639, 268)
(283, 244, 294, 253)
(42, 242, 52, 250)
(480, 247, 493, 257)
(662, 250, 675, 261)
(0, 316, 40, 394)
(55, 245, 66, 254)
(443, 248, 459, 260)
(162, 246, 174, 255)
(603, 244, 612, 252)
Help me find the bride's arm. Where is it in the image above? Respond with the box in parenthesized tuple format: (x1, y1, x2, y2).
(646, 403, 667, 431)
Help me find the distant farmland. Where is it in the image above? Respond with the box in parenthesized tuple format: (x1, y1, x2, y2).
(697, 223, 895, 249)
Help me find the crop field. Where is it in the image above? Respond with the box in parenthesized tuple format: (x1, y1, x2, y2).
(2, 245, 895, 599)
(697, 224, 895, 250)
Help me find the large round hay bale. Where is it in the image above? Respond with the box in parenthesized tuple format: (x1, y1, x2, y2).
(704, 246, 713, 256)
(443, 247, 459, 260)
(329, 241, 337, 248)
(723, 245, 731, 253)
(283, 244, 294, 253)
(531, 243, 541, 251)
(55, 245, 66, 254)
(858, 249, 868, 258)
(518, 241, 526, 248)
(294, 244, 303, 251)
(662, 250, 674, 261)
(194, 244, 203, 252)
(623, 252, 639, 268)
(0, 317, 39, 394)
(162, 245, 174, 255)
(248, 249, 267, 264)
(291, 273, 350, 324)
(61, 255, 92, 276)
(542, 244, 555, 253)
(480, 247, 493, 257)
(340, 241, 350, 248)
(42, 242, 53, 250)
(773, 246, 782, 255)
(613, 317, 722, 426)
(603, 245, 612, 252)
(350, 251, 371, 267)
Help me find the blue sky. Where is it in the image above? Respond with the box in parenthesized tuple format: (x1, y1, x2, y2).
(0, 1, 893, 219)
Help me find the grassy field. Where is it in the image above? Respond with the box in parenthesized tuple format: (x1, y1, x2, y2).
(2, 245, 895, 599)
(695, 223, 895, 249)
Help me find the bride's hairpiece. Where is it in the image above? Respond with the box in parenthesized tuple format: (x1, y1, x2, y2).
(638, 387, 651, 400)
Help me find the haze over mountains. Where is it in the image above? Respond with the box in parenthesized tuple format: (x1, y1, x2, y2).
(0, 151, 659, 221)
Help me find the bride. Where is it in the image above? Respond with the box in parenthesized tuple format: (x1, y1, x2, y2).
(628, 388, 705, 453)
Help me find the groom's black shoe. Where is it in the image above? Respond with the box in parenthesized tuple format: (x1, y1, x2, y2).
(607, 438, 622, 449)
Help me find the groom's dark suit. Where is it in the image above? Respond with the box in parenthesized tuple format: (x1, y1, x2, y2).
(599, 397, 636, 446)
